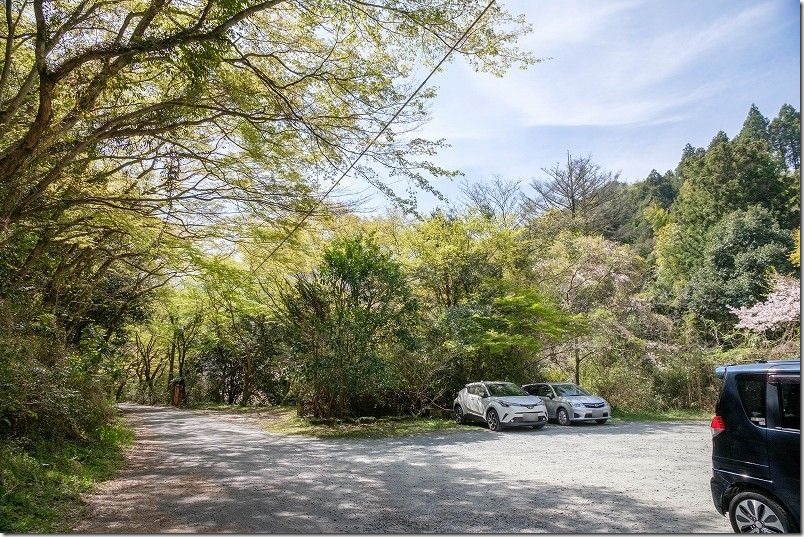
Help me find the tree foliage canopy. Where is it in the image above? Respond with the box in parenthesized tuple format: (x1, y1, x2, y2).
(0, 0, 533, 234)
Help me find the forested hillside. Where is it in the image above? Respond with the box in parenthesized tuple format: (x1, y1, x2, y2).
(0, 0, 799, 529)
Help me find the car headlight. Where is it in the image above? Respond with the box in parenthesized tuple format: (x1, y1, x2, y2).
(570, 401, 586, 408)
(498, 400, 511, 407)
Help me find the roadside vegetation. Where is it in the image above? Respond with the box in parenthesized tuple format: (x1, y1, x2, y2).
(0, 422, 132, 533)
(0, 0, 799, 532)
(192, 403, 460, 439)
(262, 409, 460, 439)
(610, 409, 714, 423)
(105, 108, 798, 423)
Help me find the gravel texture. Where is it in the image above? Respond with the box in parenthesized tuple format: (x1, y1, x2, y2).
(75, 404, 732, 533)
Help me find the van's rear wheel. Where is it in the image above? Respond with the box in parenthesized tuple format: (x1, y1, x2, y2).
(728, 491, 792, 533)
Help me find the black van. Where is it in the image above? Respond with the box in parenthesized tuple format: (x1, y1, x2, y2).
(710, 360, 800, 533)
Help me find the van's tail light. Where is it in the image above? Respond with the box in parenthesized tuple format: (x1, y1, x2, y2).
(710, 415, 726, 436)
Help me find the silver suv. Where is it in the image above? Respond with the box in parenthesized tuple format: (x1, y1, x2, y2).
(523, 382, 611, 425)
(454, 381, 548, 431)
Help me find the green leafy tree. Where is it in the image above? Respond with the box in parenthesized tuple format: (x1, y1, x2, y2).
(735, 104, 770, 145)
(279, 234, 417, 418)
(654, 119, 793, 302)
(769, 104, 801, 170)
(531, 232, 648, 384)
(0, 0, 534, 428)
(682, 206, 794, 336)
(434, 284, 574, 388)
(0, 0, 532, 236)
(403, 211, 519, 308)
(602, 169, 678, 256)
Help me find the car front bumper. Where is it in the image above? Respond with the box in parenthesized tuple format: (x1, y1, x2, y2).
(568, 406, 611, 421)
(499, 408, 548, 426)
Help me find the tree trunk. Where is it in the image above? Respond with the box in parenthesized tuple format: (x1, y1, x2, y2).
(167, 339, 175, 393)
(115, 381, 126, 401)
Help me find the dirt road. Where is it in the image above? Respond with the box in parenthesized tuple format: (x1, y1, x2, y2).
(75, 404, 732, 533)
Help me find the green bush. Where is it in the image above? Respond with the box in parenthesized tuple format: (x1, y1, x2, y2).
(651, 351, 721, 411)
(0, 348, 114, 442)
(583, 361, 657, 411)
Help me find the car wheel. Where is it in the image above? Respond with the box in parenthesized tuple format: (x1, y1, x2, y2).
(556, 407, 571, 426)
(532, 423, 546, 430)
(595, 419, 608, 425)
(454, 405, 465, 425)
(729, 491, 792, 533)
(486, 409, 502, 432)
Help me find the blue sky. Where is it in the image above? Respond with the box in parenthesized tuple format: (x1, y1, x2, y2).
(353, 0, 800, 214)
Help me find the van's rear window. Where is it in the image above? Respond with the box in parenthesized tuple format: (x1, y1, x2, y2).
(736, 374, 766, 426)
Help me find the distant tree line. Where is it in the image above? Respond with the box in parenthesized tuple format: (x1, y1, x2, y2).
(86, 104, 800, 420)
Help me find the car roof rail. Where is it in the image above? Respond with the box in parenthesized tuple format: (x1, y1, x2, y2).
(715, 364, 734, 379)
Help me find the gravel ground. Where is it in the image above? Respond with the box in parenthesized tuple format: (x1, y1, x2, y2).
(75, 404, 732, 533)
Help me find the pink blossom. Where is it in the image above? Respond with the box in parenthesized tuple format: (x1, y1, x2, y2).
(729, 275, 800, 331)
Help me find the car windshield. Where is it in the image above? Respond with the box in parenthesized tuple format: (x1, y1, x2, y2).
(486, 382, 528, 397)
(553, 384, 590, 396)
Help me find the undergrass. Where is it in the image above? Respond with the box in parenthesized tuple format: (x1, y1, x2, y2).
(189, 402, 277, 414)
(194, 404, 460, 439)
(0, 421, 133, 533)
(611, 408, 712, 422)
(265, 410, 461, 439)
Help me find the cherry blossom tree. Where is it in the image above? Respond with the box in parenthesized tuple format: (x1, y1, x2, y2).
(729, 275, 800, 332)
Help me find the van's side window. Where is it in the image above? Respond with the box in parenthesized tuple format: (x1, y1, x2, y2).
(736, 374, 766, 426)
(778, 381, 800, 430)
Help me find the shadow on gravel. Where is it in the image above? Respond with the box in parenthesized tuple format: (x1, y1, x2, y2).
(530, 420, 709, 436)
(77, 404, 720, 533)
(460, 417, 708, 440)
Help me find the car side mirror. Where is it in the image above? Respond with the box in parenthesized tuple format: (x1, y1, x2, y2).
(548, 394, 554, 399)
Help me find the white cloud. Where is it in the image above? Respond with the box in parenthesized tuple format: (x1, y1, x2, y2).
(608, 2, 778, 89)
(515, 0, 643, 50)
(421, 1, 779, 133)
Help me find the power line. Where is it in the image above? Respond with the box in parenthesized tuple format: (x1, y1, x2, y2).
(252, 0, 497, 273)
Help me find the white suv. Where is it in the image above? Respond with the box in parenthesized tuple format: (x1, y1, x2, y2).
(454, 381, 548, 431)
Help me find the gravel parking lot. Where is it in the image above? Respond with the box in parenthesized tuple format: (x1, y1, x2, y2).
(76, 405, 732, 533)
